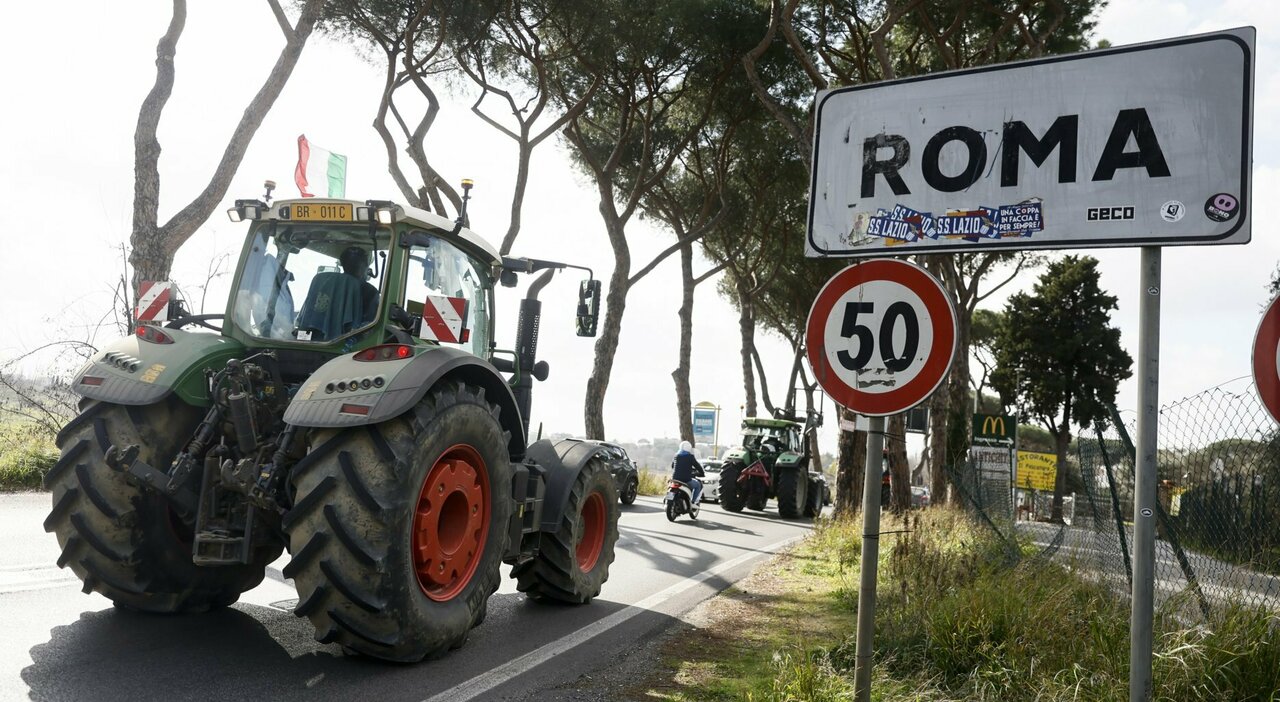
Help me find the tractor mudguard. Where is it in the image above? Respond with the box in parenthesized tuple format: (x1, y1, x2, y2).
(775, 451, 804, 468)
(723, 447, 749, 463)
(523, 438, 604, 532)
(283, 345, 527, 460)
(70, 329, 245, 407)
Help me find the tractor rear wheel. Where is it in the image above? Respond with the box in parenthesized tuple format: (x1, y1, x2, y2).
(776, 468, 808, 519)
(44, 398, 279, 613)
(283, 382, 512, 662)
(718, 462, 744, 513)
(513, 458, 619, 604)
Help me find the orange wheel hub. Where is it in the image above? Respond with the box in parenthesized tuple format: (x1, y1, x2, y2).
(413, 444, 490, 601)
(576, 491, 606, 573)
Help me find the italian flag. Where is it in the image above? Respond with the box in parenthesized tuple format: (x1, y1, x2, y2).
(295, 134, 347, 198)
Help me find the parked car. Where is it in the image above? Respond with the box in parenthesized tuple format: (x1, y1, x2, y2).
(593, 441, 639, 505)
(701, 457, 723, 503)
(910, 485, 931, 509)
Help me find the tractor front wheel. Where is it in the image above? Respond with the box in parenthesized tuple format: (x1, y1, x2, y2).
(513, 458, 619, 604)
(44, 398, 279, 613)
(718, 462, 744, 513)
(283, 382, 512, 662)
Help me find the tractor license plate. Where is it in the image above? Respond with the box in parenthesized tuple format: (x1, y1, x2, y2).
(290, 203, 352, 221)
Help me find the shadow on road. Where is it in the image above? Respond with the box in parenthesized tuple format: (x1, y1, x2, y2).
(22, 605, 340, 701)
(20, 592, 644, 701)
(620, 501, 666, 515)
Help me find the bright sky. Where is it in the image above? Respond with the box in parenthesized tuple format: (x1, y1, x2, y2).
(0, 1, 1275, 457)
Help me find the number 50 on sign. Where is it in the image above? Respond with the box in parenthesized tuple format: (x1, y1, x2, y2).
(806, 260, 957, 416)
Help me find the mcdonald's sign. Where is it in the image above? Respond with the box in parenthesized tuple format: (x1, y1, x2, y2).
(971, 413, 1015, 447)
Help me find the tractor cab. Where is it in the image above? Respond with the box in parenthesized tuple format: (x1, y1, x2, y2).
(224, 195, 500, 377)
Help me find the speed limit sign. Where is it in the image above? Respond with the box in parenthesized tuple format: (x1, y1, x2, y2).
(805, 259, 956, 416)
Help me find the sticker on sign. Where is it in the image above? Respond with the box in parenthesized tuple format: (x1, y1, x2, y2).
(807, 27, 1254, 258)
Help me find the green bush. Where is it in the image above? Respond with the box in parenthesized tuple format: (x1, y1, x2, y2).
(637, 469, 669, 496)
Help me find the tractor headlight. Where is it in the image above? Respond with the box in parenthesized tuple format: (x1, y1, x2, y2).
(227, 199, 266, 222)
(366, 199, 397, 225)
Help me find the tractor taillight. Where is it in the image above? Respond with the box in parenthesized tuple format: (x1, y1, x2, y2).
(136, 325, 174, 344)
(353, 344, 415, 362)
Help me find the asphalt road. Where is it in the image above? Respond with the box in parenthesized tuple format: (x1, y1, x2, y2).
(1019, 520, 1280, 611)
(0, 491, 817, 701)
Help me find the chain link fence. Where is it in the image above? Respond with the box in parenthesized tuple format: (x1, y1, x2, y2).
(955, 377, 1280, 621)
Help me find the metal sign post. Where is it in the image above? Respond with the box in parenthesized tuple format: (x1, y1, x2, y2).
(853, 415, 886, 699)
(1130, 247, 1161, 700)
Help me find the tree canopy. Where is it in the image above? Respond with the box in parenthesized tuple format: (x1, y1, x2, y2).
(991, 255, 1132, 520)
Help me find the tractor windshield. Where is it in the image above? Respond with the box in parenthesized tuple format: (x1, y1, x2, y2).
(233, 224, 389, 343)
(743, 425, 787, 450)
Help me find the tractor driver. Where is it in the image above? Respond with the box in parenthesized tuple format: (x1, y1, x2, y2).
(339, 246, 380, 325)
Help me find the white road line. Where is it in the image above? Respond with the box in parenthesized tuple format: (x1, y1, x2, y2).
(422, 534, 804, 702)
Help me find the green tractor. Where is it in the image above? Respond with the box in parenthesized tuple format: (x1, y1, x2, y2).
(718, 410, 825, 519)
(44, 182, 620, 662)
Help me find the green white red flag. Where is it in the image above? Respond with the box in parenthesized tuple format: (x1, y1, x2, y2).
(295, 134, 347, 198)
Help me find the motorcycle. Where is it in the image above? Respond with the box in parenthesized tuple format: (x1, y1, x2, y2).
(665, 479, 700, 522)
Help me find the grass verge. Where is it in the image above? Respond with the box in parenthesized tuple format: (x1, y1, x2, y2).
(637, 469, 669, 496)
(0, 420, 57, 491)
(632, 507, 1280, 701)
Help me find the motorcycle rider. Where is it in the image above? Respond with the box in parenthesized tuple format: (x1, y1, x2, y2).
(671, 441, 706, 504)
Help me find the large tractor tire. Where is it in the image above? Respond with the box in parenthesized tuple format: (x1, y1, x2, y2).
(718, 462, 745, 513)
(745, 483, 768, 511)
(284, 382, 512, 662)
(513, 458, 619, 604)
(776, 468, 808, 519)
(44, 398, 279, 613)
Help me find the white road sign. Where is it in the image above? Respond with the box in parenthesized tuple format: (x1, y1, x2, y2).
(807, 28, 1254, 258)
(805, 260, 956, 416)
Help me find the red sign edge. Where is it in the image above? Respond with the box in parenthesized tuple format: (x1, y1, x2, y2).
(1252, 295, 1280, 424)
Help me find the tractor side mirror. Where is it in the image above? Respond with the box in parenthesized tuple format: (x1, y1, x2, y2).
(576, 279, 601, 337)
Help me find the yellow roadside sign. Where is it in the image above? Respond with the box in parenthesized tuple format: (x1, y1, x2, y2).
(1016, 451, 1057, 491)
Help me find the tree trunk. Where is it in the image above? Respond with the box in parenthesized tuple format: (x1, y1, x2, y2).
(927, 385, 950, 504)
(737, 277, 757, 418)
(130, 0, 185, 299)
(1051, 428, 1071, 522)
(499, 140, 533, 256)
(130, 0, 323, 299)
(673, 242, 695, 444)
(888, 412, 911, 512)
(584, 253, 628, 440)
(924, 256, 952, 503)
(583, 183, 630, 439)
(835, 407, 866, 518)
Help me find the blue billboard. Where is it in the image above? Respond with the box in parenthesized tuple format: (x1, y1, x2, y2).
(692, 407, 716, 441)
